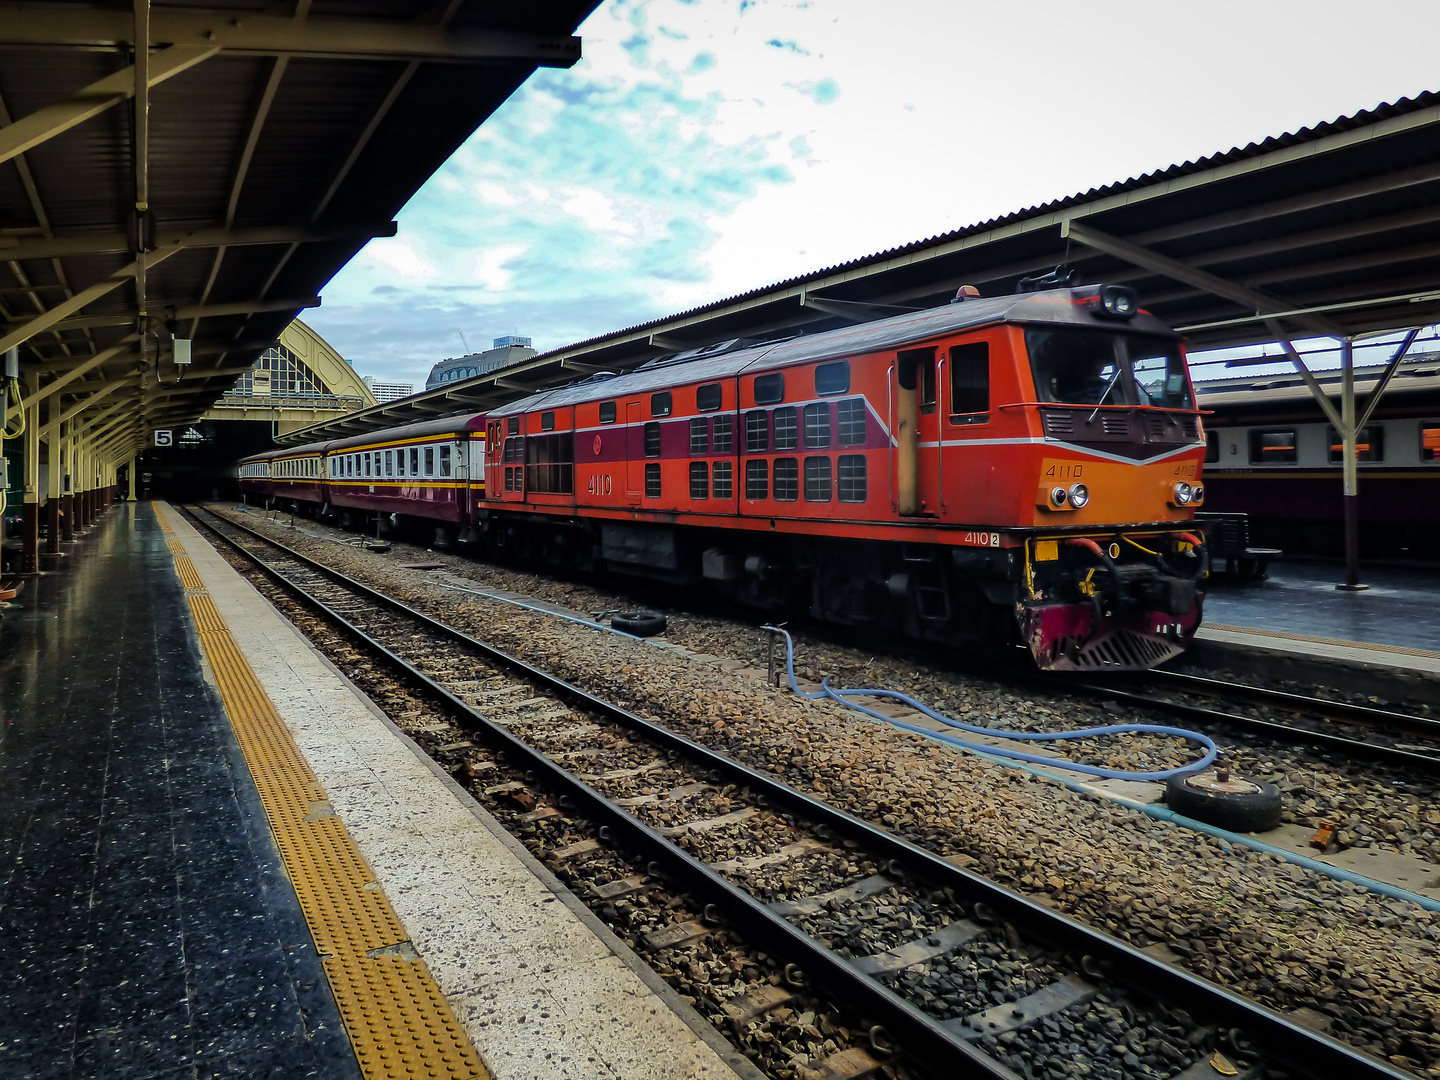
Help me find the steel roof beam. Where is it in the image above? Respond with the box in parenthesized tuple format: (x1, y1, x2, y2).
(0, 7, 582, 66)
(0, 222, 397, 263)
(0, 44, 217, 167)
(7, 337, 138, 420)
(1062, 220, 1346, 338)
(3, 295, 320, 334)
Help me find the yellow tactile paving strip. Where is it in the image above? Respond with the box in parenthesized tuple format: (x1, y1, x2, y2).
(153, 503, 489, 1080)
(1206, 622, 1440, 660)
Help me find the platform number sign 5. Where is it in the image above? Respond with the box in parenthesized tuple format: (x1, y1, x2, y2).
(153, 430, 173, 447)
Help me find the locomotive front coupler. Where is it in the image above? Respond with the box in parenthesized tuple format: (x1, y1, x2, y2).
(1057, 536, 1198, 618)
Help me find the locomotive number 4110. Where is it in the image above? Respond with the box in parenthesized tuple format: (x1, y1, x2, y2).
(587, 474, 614, 495)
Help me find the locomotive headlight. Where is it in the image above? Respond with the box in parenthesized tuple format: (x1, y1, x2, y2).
(1050, 486, 1069, 507)
(1191, 484, 1204, 504)
(1097, 284, 1139, 319)
(1068, 483, 1089, 508)
(1173, 481, 1193, 505)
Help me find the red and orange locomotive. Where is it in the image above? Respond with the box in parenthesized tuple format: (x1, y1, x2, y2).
(478, 283, 1208, 670)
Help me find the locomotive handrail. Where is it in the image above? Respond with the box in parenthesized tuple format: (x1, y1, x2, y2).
(998, 401, 1208, 413)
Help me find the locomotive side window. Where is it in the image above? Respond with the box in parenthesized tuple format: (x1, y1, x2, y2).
(644, 462, 661, 498)
(712, 461, 733, 499)
(837, 399, 867, 446)
(745, 459, 768, 500)
(803, 403, 831, 448)
(744, 411, 768, 453)
(508, 416, 520, 435)
(1423, 422, 1440, 462)
(440, 446, 452, 476)
(815, 361, 849, 396)
(837, 456, 867, 502)
(1328, 425, 1384, 463)
(803, 456, 832, 502)
(651, 392, 672, 418)
(689, 461, 709, 499)
(696, 383, 723, 412)
(599, 401, 617, 424)
(773, 407, 798, 450)
(689, 418, 709, 455)
(773, 458, 799, 501)
(754, 372, 785, 404)
(712, 415, 734, 452)
(1249, 430, 1297, 464)
(526, 434, 574, 493)
(948, 343, 990, 421)
(644, 422, 661, 457)
(1204, 431, 1220, 463)
(542, 411, 555, 431)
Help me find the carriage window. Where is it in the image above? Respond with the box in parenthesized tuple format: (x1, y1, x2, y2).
(1328, 425, 1384, 463)
(754, 372, 784, 404)
(689, 418, 709, 455)
(439, 446, 451, 476)
(949, 342, 990, 419)
(1423, 422, 1440, 462)
(424, 447, 434, 475)
(712, 461, 733, 499)
(772, 407, 798, 451)
(744, 411, 768, 453)
(712, 415, 734, 453)
(385, 451, 394, 477)
(508, 416, 520, 435)
(804, 457, 832, 502)
(410, 448, 419, 474)
(745, 459, 768, 500)
(815, 361, 849, 396)
(644, 422, 661, 457)
(1204, 432, 1220, 463)
(689, 461, 709, 499)
(1249, 430, 1297, 464)
(541, 411, 555, 431)
(396, 451, 406, 477)
(803, 403, 831, 449)
(837, 398, 867, 446)
(773, 458, 798, 501)
(696, 383, 722, 412)
(600, 401, 617, 424)
(651, 392, 672, 418)
(837, 455, 867, 502)
(362, 455, 371, 477)
(644, 462, 661, 498)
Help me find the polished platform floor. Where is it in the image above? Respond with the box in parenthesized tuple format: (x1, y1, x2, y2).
(1204, 557, 1440, 651)
(0, 505, 360, 1080)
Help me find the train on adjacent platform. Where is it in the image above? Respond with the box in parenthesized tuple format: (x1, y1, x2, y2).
(240, 283, 1212, 671)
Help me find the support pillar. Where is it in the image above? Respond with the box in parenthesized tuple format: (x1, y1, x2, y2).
(1336, 338, 1365, 591)
(61, 423, 75, 542)
(127, 455, 137, 501)
(22, 372, 40, 573)
(45, 400, 61, 555)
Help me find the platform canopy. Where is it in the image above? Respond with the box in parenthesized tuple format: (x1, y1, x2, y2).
(278, 89, 1440, 444)
(0, 0, 598, 465)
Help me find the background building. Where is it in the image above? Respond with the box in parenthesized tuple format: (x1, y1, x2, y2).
(362, 376, 415, 403)
(426, 335, 537, 389)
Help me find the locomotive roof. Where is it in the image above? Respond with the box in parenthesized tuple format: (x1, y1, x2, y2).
(487, 288, 1176, 417)
(324, 412, 488, 451)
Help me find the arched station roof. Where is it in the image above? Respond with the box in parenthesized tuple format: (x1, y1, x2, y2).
(277, 89, 1440, 444)
(0, 0, 597, 463)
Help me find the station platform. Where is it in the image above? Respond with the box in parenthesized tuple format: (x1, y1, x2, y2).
(0, 502, 746, 1080)
(1196, 558, 1440, 682)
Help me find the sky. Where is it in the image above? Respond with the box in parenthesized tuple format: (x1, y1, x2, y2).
(307, 0, 1440, 389)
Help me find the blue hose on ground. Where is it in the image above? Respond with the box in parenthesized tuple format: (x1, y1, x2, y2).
(764, 626, 1217, 782)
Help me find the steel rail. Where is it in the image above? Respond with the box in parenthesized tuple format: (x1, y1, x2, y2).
(184, 506, 1413, 1080)
(1044, 675, 1440, 775)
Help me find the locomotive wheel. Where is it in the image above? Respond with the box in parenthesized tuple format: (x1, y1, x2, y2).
(1164, 769, 1282, 833)
(612, 611, 667, 637)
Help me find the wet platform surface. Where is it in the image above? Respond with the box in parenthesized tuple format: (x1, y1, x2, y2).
(0, 504, 359, 1080)
(1204, 558, 1440, 652)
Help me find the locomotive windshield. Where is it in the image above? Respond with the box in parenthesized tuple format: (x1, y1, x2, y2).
(1026, 329, 1192, 409)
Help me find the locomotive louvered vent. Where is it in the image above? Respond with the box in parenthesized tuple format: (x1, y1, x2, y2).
(1041, 409, 1073, 436)
(1101, 414, 1131, 437)
(1144, 414, 1168, 439)
(1182, 416, 1199, 439)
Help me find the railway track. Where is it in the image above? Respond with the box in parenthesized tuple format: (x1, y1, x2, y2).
(183, 505, 1414, 1080)
(1049, 670, 1440, 776)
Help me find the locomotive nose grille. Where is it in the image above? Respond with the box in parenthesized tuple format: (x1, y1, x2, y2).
(1101, 414, 1132, 436)
(1041, 409, 1074, 436)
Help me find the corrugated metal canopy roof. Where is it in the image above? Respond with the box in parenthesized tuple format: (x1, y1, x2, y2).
(0, 0, 598, 462)
(278, 88, 1440, 445)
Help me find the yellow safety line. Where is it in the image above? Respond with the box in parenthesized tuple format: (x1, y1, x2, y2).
(159, 504, 488, 1080)
(1205, 623, 1440, 660)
